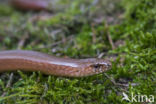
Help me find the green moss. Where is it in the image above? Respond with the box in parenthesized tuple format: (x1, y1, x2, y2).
(0, 4, 14, 16)
(0, 0, 155, 103)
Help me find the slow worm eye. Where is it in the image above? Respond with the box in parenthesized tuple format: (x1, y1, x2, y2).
(92, 64, 102, 73)
(93, 64, 99, 69)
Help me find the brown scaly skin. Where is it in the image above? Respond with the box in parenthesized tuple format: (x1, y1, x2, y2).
(10, 0, 52, 11)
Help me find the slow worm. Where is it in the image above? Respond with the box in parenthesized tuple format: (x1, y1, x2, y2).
(10, 0, 51, 11)
(0, 50, 111, 77)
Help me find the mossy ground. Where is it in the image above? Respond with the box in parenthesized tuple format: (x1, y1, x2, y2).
(0, 0, 155, 104)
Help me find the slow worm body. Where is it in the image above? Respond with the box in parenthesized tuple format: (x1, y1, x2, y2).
(11, 0, 51, 11)
(0, 50, 111, 77)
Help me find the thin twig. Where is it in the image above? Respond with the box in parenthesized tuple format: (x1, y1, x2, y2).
(104, 73, 116, 85)
(104, 73, 138, 87)
(17, 33, 29, 49)
(98, 52, 105, 58)
(91, 24, 97, 43)
(105, 23, 115, 50)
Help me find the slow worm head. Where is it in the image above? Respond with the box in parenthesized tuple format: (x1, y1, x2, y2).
(0, 50, 111, 77)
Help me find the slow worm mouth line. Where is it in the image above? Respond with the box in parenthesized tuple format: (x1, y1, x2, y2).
(0, 50, 111, 77)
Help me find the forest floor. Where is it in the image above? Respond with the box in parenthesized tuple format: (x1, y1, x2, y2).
(0, 0, 155, 104)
